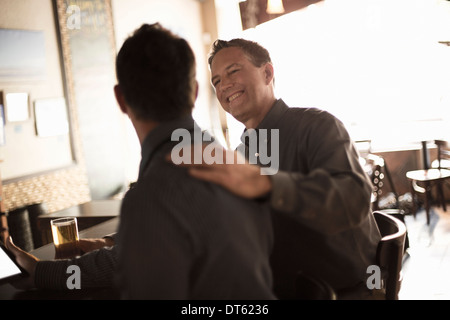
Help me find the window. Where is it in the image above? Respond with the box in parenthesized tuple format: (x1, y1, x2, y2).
(218, 0, 450, 151)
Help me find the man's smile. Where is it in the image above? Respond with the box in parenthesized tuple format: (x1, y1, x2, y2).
(227, 91, 244, 103)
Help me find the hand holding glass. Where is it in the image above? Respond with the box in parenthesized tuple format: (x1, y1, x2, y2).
(51, 217, 81, 259)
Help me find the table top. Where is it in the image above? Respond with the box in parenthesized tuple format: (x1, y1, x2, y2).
(38, 199, 122, 220)
(33, 217, 119, 259)
(406, 168, 450, 181)
(0, 217, 119, 300)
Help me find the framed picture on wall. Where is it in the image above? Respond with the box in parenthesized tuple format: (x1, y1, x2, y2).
(4, 92, 29, 122)
(34, 97, 69, 137)
(0, 29, 46, 82)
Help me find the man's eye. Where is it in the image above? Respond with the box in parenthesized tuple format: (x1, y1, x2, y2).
(213, 80, 220, 87)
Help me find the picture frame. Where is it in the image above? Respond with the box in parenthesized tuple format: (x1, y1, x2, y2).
(34, 97, 69, 137)
(4, 92, 29, 122)
(0, 29, 46, 82)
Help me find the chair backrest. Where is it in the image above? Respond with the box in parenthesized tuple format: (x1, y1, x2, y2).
(373, 211, 407, 300)
(295, 270, 337, 300)
(435, 140, 450, 170)
(370, 162, 384, 210)
(363, 154, 398, 210)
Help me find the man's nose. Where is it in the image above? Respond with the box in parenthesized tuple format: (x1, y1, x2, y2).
(220, 76, 233, 93)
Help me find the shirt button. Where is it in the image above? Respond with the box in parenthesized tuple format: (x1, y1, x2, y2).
(255, 152, 259, 157)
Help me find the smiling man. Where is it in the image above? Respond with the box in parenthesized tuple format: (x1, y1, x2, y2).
(185, 38, 382, 299)
(210, 46, 275, 129)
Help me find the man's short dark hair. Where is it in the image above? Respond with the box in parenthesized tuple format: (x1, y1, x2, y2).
(208, 38, 272, 68)
(116, 23, 196, 121)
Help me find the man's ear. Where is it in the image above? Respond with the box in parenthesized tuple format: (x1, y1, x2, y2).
(194, 81, 199, 100)
(114, 84, 128, 114)
(263, 63, 274, 85)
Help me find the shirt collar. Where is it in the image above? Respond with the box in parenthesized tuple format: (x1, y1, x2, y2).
(240, 98, 288, 145)
(139, 114, 196, 179)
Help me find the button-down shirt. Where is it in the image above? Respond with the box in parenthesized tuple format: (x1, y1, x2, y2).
(239, 99, 381, 298)
(117, 115, 275, 299)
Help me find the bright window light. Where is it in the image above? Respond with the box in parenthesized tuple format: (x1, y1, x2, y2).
(218, 0, 450, 151)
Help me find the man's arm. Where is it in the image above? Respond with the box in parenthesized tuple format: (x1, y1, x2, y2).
(187, 154, 272, 199)
(180, 114, 373, 235)
(6, 236, 118, 291)
(35, 245, 118, 290)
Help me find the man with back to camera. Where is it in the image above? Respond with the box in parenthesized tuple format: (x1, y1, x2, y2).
(181, 38, 382, 299)
(113, 24, 275, 299)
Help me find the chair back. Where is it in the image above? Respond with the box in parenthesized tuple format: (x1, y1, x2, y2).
(435, 140, 450, 170)
(7, 206, 34, 252)
(295, 270, 337, 300)
(373, 211, 407, 300)
(355, 140, 398, 210)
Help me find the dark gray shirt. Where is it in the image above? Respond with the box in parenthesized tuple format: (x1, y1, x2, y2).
(35, 116, 274, 299)
(240, 99, 381, 298)
(116, 115, 274, 299)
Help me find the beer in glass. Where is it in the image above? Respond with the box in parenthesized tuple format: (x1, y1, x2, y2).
(51, 217, 80, 259)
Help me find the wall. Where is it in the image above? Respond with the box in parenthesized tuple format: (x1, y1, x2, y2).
(111, 0, 215, 182)
(0, 4, 73, 180)
(0, 0, 91, 213)
(0, 0, 216, 212)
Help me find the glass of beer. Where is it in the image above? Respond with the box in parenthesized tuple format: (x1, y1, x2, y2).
(51, 217, 80, 259)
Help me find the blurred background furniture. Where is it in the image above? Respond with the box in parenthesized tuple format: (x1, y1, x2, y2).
(355, 140, 399, 211)
(373, 211, 407, 300)
(6, 206, 34, 252)
(5, 202, 49, 252)
(433, 140, 450, 201)
(369, 154, 398, 211)
(406, 140, 450, 225)
(432, 139, 450, 170)
(377, 208, 409, 253)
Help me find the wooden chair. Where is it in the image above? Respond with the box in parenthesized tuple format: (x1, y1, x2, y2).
(368, 155, 398, 211)
(295, 270, 337, 300)
(377, 208, 409, 252)
(433, 140, 450, 170)
(432, 140, 450, 202)
(354, 140, 398, 210)
(406, 140, 450, 225)
(373, 211, 407, 300)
